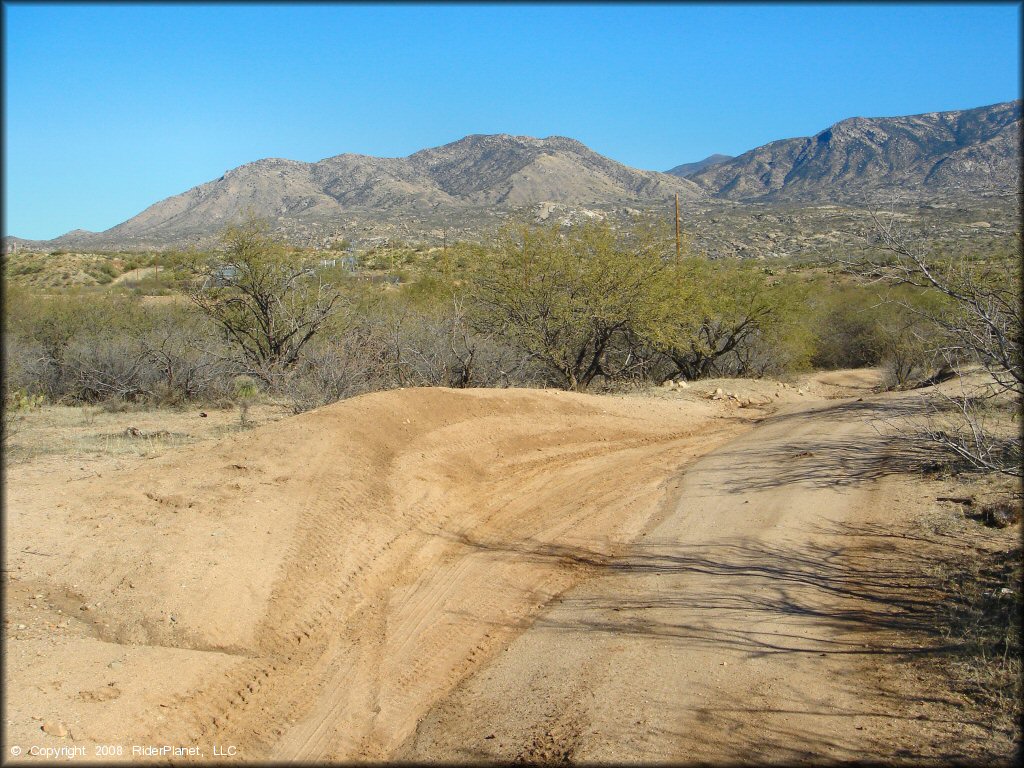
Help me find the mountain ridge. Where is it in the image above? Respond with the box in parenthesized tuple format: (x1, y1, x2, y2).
(687, 100, 1021, 203)
(6, 100, 1020, 250)
(665, 153, 734, 177)
(38, 134, 702, 249)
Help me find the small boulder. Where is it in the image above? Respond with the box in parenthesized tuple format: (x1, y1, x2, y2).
(42, 721, 68, 738)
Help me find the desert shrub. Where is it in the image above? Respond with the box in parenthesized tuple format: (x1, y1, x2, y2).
(378, 284, 537, 389)
(5, 387, 45, 411)
(3, 286, 236, 405)
(94, 261, 118, 279)
(4, 289, 151, 401)
(726, 318, 815, 378)
(2, 386, 46, 446)
(62, 334, 155, 402)
(3, 335, 50, 398)
(469, 219, 672, 391)
(232, 375, 260, 427)
(874, 300, 945, 390)
(184, 218, 344, 378)
(808, 281, 883, 370)
(641, 258, 811, 381)
(279, 331, 389, 413)
(140, 304, 235, 404)
(8, 260, 44, 277)
(849, 221, 1022, 477)
(807, 278, 950, 386)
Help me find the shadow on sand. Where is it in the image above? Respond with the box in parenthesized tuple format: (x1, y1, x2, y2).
(414, 393, 1018, 763)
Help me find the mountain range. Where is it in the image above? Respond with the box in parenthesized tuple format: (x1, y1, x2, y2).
(7, 100, 1020, 251)
(686, 100, 1021, 204)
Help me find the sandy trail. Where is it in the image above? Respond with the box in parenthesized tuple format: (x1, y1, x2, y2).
(7, 374, 971, 763)
(397, 389, 941, 762)
(4, 387, 753, 762)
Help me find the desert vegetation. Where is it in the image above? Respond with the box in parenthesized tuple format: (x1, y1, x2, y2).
(3, 213, 1019, 763)
(4, 216, 974, 406)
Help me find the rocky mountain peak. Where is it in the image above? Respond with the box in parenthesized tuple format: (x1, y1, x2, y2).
(28, 134, 699, 249)
(687, 100, 1021, 203)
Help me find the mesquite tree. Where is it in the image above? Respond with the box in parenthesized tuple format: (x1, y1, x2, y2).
(469, 219, 671, 391)
(187, 218, 343, 381)
(850, 208, 1022, 477)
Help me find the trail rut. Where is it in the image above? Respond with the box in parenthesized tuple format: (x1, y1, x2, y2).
(4, 388, 748, 762)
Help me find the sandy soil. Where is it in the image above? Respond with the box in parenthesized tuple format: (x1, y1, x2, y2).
(396, 384, 966, 763)
(111, 266, 159, 285)
(2, 372, 1014, 763)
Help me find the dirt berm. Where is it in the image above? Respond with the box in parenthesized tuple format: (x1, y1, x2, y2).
(9, 375, 988, 762)
(6, 387, 757, 761)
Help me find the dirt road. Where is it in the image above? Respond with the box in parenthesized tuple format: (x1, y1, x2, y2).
(398, 386, 936, 762)
(3, 375, 981, 762)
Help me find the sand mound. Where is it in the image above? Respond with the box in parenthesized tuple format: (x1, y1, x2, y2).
(7, 374, 1008, 762)
(5, 387, 748, 760)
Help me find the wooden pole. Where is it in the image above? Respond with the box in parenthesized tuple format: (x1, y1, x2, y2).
(674, 193, 681, 262)
(442, 227, 450, 281)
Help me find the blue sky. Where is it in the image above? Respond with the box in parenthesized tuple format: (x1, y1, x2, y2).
(4, 3, 1020, 240)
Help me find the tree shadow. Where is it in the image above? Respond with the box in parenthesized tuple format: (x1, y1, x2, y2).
(441, 520, 967, 659)
(427, 519, 1016, 763)
(695, 396, 963, 493)
(708, 432, 944, 493)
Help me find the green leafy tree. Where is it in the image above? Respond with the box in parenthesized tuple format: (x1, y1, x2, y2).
(643, 258, 804, 381)
(469, 219, 671, 391)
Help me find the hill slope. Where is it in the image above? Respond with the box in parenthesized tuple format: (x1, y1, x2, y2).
(665, 153, 734, 177)
(688, 100, 1021, 203)
(40, 135, 702, 250)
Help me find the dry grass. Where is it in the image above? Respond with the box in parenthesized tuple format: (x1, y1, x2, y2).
(3, 401, 293, 466)
(914, 497, 1022, 759)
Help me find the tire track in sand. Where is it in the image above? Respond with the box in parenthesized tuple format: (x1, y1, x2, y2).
(15, 388, 749, 762)
(398, 388, 944, 763)
(225, 389, 748, 762)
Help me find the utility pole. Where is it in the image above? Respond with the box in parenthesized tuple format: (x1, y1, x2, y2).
(441, 226, 450, 282)
(674, 193, 682, 262)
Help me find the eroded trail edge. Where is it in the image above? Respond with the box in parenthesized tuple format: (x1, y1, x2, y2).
(398, 389, 950, 763)
(4, 387, 754, 762)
